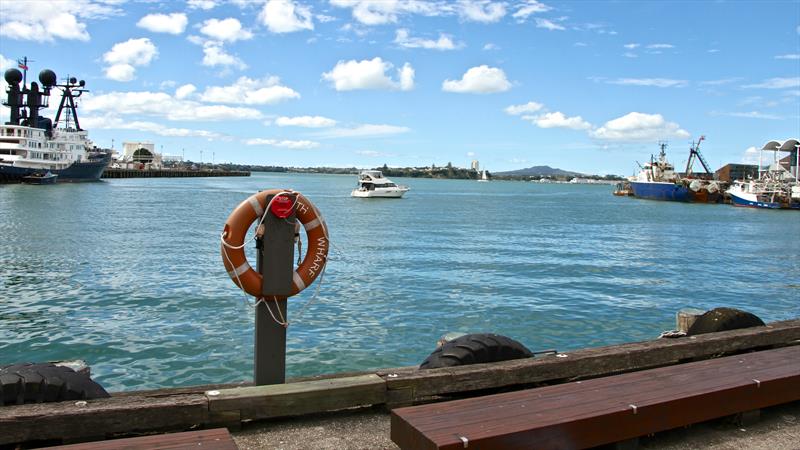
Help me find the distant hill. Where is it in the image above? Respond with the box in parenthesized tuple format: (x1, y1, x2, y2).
(494, 165, 584, 177)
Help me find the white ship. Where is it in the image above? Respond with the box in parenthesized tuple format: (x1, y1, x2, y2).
(351, 170, 409, 198)
(1, 59, 110, 183)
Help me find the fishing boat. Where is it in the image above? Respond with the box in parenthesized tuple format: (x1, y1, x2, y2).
(682, 136, 726, 203)
(612, 181, 633, 196)
(351, 170, 409, 198)
(21, 171, 57, 185)
(1, 59, 111, 183)
(629, 143, 689, 201)
(726, 139, 800, 210)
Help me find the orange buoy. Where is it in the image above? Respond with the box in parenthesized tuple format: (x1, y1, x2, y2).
(221, 189, 328, 297)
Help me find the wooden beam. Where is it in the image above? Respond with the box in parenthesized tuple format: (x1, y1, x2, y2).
(207, 374, 386, 420)
(0, 394, 208, 445)
(381, 319, 800, 406)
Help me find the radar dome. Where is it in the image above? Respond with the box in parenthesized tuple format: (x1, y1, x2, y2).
(69, 77, 77, 84)
(79, 80, 85, 87)
(4, 68, 23, 85)
(39, 69, 57, 87)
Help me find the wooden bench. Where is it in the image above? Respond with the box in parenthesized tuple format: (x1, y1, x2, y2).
(391, 345, 800, 450)
(45, 428, 237, 449)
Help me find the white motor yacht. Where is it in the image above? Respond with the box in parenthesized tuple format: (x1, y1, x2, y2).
(351, 170, 409, 198)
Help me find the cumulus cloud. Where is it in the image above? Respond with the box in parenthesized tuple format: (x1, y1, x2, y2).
(200, 41, 247, 70)
(512, 0, 551, 22)
(82, 116, 223, 139)
(175, 84, 197, 99)
(259, 0, 314, 33)
(457, 0, 507, 23)
(483, 43, 499, 50)
(591, 112, 690, 141)
(322, 57, 414, 91)
(200, 76, 300, 105)
(188, 0, 217, 10)
(535, 18, 565, 31)
(330, 0, 442, 25)
(0, 0, 121, 42)
(743, 77, 800, 89)
(200, 18, 253, 42)
(137, 13, 188, 34)
(525, 111, 592, 130)
(81, 90, 264, 122)
(275, 116, 337, 127)
(608, 78, 688, 88)
(318, 124, 411, 138)
(504, 101, 544, 115)
(442, 65, 511, 94)
(394, 29, 460, 50)
(245, 138, 320, 149)
(103, 38, 158, 81)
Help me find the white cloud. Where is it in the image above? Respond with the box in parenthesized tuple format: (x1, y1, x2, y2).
(137, 13, 188, 34)
(275, 116, 337, 127)
(483, 43, 499, 50)
(245, 138, 320, 149)
(723, 111, 782, 120)
(708, 49, 720, 53)
(505, 101, 544, 115)
(201, 41, 247, 70)
(623, 43, 639, 49)
(743, 77, 800, 89)
(395, 29, 460, 50)
(535, 18, 565, 31)
(0, 54, 14, 70)
(512, 0, 551, 22)
(175, 84, 197, 99)
(329, 0, 443, 25)
(699, 78, 740, 86)
(609, 78, 688, 88)
(82, 116, 223, 138)
(526, 111, 592, 130)
(623, 52, 638, 58)
(591, 112, 690, 141)
(458, 0, 506, 23)
(775, 54, 800, 60)
(322, 57, 414, 91)
(103, 38, 158, 81)
(742, 146, 759, 164)
(318, 124, 411, 138)
(200, 76, 300, 104)
(200, 18, 253, 42)
(0, 0, 122, 42)
(646, 43, 673, 49)
(188, 0, 217, 10)
(442, 65, 512, 94)
(355, 150, 382, 156)
(81, 90, 264, 122)
(259, 0, 314, 33)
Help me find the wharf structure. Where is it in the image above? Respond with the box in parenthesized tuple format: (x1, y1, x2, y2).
(102, 167, 249, 178)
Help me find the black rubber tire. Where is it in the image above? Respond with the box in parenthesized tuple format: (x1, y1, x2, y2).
(686, 307, 765, 336)
(420, 333, 533, 369)
(0, 363, 110, 406)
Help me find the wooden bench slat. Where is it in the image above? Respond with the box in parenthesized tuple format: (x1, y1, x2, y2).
(391, 345, 800, 450)
(44, 428, 237, 450)
(400, 356, 793, 430)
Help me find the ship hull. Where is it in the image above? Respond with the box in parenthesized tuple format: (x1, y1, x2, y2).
(630, 181, 690, 202)
(729, 191, 800, 210)
(0, 154, 110, 183)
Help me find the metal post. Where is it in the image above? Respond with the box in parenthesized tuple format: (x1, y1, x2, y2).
(253, 193, 296, 385)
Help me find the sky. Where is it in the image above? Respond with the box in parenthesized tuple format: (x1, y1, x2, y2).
(0, 0, 798, 175)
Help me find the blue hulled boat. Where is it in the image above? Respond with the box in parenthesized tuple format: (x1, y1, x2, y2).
(629, 143, 689, 201)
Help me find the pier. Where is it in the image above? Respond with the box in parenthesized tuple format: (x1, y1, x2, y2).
(101, 168, 250, 179)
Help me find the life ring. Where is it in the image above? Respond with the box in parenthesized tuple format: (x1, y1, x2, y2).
(221, 189, 329, 297)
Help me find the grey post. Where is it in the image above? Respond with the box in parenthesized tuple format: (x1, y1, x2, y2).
(254, 193, 297, 385)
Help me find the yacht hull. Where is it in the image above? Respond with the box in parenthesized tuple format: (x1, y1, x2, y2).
(0, 154, 110, 183)
(351, 189, 407, 198)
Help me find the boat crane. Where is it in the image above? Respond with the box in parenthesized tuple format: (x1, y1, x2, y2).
(684, 135, 712, 177)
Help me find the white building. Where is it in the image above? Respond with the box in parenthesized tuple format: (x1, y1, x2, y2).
(115, 141, 163, 169)
(471, 160, 480, 171)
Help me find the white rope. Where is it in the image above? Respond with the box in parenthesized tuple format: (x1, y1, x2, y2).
(220, 190, 297, 250)
(257, 296, 289, 328)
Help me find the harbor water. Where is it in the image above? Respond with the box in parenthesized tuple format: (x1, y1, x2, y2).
(1, 173, 798, 392)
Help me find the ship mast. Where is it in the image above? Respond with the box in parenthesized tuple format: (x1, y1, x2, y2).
(53, 76, 87, 131)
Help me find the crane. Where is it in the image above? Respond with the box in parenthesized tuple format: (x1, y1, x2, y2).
(684, 135, 712, 177)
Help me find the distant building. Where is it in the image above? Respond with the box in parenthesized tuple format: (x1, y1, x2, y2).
(715, 163, 758, 182)
(471, 160, 480, 171)
(115, 141, 163, 169)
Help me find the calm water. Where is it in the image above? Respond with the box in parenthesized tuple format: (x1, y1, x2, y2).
(1, 173, 798, 391)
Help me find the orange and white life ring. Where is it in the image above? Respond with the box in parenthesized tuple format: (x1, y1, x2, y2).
(221, 189, 329, 297)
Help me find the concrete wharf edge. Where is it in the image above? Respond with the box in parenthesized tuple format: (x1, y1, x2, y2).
(1, 318, 799, 445)
(101, 168, 250, 178)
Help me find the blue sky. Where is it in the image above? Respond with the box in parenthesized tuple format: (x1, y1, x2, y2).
(1, 0, 798, 175)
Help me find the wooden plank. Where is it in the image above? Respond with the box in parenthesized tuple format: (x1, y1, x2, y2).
(383, 319, 800, 405)
(207, 374, 386, 420)
(391, 346, 800, 450)
(44, 428, 237, 450)
(0, 394, 208, 445)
